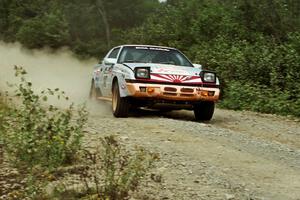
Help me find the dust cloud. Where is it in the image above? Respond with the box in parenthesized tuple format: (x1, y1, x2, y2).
(0, 42, 111, 116)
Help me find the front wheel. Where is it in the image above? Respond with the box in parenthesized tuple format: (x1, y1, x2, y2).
(112, 82, 130, 118)
(194, 101, 215, 121)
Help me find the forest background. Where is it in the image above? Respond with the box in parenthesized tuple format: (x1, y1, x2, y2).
(1, 0, 299, 116)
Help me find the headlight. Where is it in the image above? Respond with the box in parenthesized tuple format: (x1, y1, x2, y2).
(201, 71, 216, 83)
(135, 67, 150, 79)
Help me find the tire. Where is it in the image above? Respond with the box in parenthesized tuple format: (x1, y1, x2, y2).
(194, 101, 215, 121)
(112, 81, 130, 117)
(89, 79, 102, 100)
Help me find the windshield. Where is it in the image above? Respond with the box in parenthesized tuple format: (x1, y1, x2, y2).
(118, 46, 193, 67)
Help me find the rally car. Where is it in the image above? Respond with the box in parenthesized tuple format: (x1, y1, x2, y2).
(90, 45, 220, 121)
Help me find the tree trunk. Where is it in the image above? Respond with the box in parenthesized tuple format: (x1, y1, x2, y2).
(96, 0, 111, 48)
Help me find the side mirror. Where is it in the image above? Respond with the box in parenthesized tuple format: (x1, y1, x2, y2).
(103, 58, 117, 65)
(193, 64, 202, 69)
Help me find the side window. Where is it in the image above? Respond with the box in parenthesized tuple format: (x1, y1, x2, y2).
(108, 48, 120, 59)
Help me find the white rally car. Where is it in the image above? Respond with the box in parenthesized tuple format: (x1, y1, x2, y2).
(90, 45, 220, 121)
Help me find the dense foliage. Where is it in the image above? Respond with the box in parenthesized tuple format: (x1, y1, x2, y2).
(1, 0, 299, 116)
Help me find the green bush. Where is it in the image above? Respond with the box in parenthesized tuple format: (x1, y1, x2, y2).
(219, 81, 300, 117)
(53, 135, 159, 200)
(2, 66, 88, 170)
(191, 34, 300, 117)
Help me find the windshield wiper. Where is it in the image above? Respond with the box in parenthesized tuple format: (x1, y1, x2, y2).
(154, 61, 177, 65)
(122, 60, 145, 63)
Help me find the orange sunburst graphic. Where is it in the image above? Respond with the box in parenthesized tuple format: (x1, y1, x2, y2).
(151, 74, 202, 84)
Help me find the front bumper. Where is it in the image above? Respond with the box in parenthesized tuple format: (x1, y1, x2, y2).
(126, 83, 220, 102)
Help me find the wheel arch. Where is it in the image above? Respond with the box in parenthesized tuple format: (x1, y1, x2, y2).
(111, 74, 130, 98)
(112, 76, 118, 92)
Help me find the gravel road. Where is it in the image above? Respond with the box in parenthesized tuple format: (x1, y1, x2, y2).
(85, 103, 300, 200)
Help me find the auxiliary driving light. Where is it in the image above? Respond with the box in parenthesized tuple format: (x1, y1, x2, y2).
(201, 91, 215, 97)
(201, 91, 209, 96)
(147, 87, 155, 93)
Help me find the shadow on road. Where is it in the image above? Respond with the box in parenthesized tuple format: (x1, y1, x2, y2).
(128, 108, 210, 123)
(92, 99, 224, 124)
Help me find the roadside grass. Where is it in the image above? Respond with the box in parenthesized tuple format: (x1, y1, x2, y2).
(0, 95, 7, 161)
(0, 66, 159, 200)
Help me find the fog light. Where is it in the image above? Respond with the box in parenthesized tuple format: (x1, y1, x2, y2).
(147, 87, 155, 93)
(201, 91, 208, 96)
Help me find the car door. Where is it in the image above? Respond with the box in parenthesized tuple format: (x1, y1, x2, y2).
(102, 47, 120, 96)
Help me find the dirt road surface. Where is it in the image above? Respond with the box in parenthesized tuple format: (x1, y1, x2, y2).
(1, 43, 300, 199)
(85, 105, 300, 200)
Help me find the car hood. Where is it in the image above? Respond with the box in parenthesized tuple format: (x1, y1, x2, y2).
(122, 63, 201, 76)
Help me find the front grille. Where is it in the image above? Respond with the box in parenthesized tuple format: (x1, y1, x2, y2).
(164, 87, 177, 92)
(180, 88, 194, 93)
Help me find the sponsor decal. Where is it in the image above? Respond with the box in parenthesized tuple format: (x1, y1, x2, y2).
(154, 68, 186, 74)
(135, 47, 170, 51)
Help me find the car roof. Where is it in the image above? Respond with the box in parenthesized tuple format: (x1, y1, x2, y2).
(115, 44, 177, 50)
